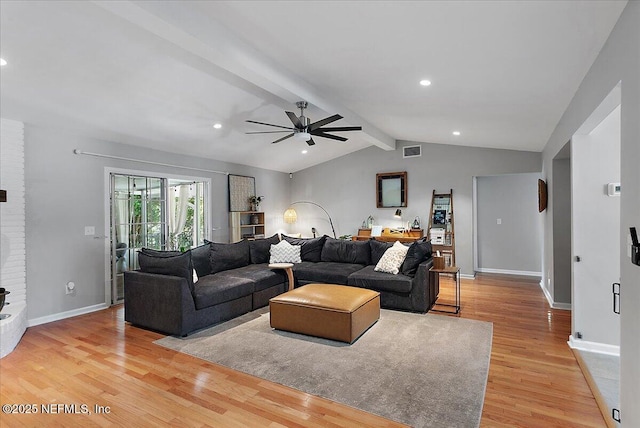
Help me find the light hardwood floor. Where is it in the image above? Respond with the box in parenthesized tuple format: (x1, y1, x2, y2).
(0, 274, 606, 427)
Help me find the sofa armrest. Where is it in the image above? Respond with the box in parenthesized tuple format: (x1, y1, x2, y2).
(124, 270, 196, 336)
(412, 258, 439, 312)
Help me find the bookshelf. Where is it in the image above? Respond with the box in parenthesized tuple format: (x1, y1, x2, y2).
(229, 211, 265, 242)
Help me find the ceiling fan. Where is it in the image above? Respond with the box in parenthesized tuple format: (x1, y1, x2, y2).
(245, 101, 362, 146)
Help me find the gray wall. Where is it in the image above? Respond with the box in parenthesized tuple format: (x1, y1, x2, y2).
(24, 124, 290, 322)
(476, 173, 542, 275)
(552, 156, 571, 305)
(290, 141, 541, 277)
(540, 1, 639, 425)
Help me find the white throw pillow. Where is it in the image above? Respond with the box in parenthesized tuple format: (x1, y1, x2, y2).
(374, 241, 409, 275)
(269, 240, 302, 264)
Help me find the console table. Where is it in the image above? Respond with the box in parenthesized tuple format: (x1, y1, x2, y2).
(351, 228, 423, 243)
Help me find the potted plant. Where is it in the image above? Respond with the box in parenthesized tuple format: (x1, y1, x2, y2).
(248, 195, 264, 212)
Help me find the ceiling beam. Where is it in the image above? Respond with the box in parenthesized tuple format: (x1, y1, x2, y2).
(93, 0, 396, 151)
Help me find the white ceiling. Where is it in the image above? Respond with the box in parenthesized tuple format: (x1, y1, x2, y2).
(0, 1, 627, 173)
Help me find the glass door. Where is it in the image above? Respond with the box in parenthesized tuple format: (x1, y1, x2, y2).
(110, 174, 166, 304)
(109, 174, 209, 304)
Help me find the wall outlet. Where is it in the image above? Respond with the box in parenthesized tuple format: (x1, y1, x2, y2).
(66, 281, 76, 295)
(496, 218, 502, 225)
(84, 226, 95, 236)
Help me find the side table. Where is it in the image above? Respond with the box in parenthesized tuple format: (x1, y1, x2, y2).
(430, 265, 461, 314)
(268, 263, 295, 291)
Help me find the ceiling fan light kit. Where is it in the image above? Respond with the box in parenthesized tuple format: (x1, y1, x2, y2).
(246, 101, 362, 146)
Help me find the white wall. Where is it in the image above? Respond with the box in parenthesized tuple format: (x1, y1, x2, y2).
(541, 2, 639, 425)
(476, 173, 542, 276)
(291, 141, 541, 277)
(571, 105, 621, 348)
(24, 124, 290, 324)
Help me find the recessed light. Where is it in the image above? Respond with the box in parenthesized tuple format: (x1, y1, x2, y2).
(213, 123, 222, 129)
(419, 79, 431, 87)
(0, 58, 7, 67)
(452, 131, 461, 136)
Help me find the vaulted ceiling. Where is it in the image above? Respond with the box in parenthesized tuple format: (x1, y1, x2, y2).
(0, 1, 627, 172)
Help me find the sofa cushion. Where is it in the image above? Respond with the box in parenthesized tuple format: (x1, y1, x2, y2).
(374, 241, 409, 275)
(348, 265, 413, 294)
(138, 249, 194, 292)
(216, 264, 286, 292)
(369, 239, 393, 265)
(292, 261, 365, 285)
(209, 240, 251, 274)
(321, 237, 371, 265)
(282, 235, 326, 262)
(191, 243, 212, 277)
(192, 275, 254, 310)
(401, 238, 433, 277)
(269, 240, 302, 263)
(249, 234, 281, 264)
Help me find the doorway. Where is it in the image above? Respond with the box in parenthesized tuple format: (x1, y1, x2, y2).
(109, 172, 209, 304)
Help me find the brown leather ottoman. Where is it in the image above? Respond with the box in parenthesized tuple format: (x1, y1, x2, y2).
(269, 283, 380, 343)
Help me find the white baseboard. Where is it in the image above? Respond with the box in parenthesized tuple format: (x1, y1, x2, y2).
(476, 267, 541, 277)
(539, 280, 572, 310)
(28, 303, 109, 327)
(461, 272, 476, 280)
(568, 335, 620, 356)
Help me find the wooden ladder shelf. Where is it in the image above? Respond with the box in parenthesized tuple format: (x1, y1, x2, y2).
(427, 189, 456, 267)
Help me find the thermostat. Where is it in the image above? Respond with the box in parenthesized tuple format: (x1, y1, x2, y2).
(607, 183, 621, 196)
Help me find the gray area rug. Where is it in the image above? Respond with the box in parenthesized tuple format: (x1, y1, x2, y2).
(155, 308, 493, 428)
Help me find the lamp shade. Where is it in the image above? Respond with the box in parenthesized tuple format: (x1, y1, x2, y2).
(394, 209, 402, 218)
(283, 207, 298, 223)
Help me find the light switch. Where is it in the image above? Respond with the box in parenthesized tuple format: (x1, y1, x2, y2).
(497, 218, 502, 225)
(84, 226, 95, 236)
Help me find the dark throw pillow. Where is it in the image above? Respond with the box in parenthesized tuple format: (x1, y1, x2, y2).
(249, 234, 281, 264)
(190, 243, 212, 277)
(209, 240, 251, 274)
(369, 239, 393, 265)
(321, 237, 371, 265)
(282, 235, 327, 262)
(138, 249, 194, 291)
(401, 239, 433, 277)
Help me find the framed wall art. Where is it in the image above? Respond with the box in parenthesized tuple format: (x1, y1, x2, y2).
(228, 174, 256, 212)
(376, 171, 407, 208)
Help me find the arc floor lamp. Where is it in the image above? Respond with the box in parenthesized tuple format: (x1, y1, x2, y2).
(283, 201, 336, 239)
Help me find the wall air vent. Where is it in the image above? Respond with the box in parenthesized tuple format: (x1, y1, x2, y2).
(403, 145, 422, 158)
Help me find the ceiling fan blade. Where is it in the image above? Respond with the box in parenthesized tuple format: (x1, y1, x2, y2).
(306, 138, 316, 146)
(313, 132, 348, 142)
(271, 133, 294, 144)
(245, 130, 291, 134)
(246, 119, 294, 130)
(308, 114, 343, 131)
(313, 126, 362, 132)
(285, 111, 303, 129)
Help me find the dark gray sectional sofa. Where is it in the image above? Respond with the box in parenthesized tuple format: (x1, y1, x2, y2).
(124, 235, 438, 336)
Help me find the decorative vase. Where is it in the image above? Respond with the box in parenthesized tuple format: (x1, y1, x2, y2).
(251, 214, 260, 225)
(251, 203, 258, 212)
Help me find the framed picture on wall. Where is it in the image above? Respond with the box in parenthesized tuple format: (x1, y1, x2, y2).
(228, 174, 255, 212)
(376, 171, 408, 208)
